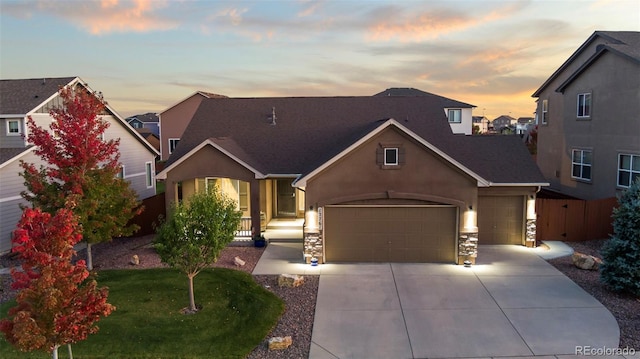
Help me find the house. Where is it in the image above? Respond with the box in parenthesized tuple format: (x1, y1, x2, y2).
(472, 116, 490, 134)
(157, 95, 547, 264)
(159, 91, 228, 161)
(136, 128, 161, 153)
(516, 117, 535, 136)
(373, 88, 475, 135)
(0, 77, 159, 253)
(491, 115, 516, 133)
(532, 31, 640, 200)
(126, 112, 160, 136)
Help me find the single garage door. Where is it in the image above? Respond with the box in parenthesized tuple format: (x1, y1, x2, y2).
(323, 206, 457, 263)
(477, 196, 524, 245)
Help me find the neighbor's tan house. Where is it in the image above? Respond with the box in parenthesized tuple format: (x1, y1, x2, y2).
(157, 94, 547, 265)
(0, 77, 159, 253)
(532, 31, 640, 200)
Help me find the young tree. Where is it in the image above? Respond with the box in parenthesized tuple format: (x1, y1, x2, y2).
(600, 177, 640, 296)
(0, 208, 115, 359)
(155, 188, 242, 313)
(20, 86, 141, 270)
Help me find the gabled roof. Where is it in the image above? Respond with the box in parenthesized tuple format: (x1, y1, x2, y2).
(556, 38, 640, 93)
(373, 87, 475, 108)
(492, 115, 516, 123)
(0, 77, 76, 115)
(160, 94, 547, 186)
(127, 112, 159, 123)
(0, 76, 159, 157)
(532, 31, 640, 97)
(159, 91, 228, 115)
(0, 147, 33, 168)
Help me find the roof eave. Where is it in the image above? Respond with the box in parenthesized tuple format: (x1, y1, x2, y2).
(0, 147, 34, 169)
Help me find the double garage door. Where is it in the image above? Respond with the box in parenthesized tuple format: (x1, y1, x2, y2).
(323, 206, 457, 263)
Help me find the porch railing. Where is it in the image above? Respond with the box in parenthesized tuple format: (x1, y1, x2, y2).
(236, 217, 252, 238)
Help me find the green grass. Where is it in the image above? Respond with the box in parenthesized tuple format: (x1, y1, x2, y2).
(0, 268, 284, 359)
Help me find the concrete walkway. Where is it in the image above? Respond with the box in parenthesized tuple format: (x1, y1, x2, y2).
(253, 243, 623, 359)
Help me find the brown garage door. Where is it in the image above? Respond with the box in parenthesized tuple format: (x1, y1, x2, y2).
(477, 196, 524, 245)
(323, 206, 457, 263)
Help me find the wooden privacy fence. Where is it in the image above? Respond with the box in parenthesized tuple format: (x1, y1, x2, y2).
(128, 193, 166, 237)
(536, 197, 618, 242)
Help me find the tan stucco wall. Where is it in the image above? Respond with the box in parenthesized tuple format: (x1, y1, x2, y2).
(304, 127, 478, 230)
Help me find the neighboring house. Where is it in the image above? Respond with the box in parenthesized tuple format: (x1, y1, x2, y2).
(516, 117, 535, 136)
(472, 116, 490, 134)
(136, 128, 160, 153)
(157, 95, 547, 265)
(0, 77, 159, 253)
(491, 115, 516, 133)
(532, 31, 640, 200)
(159, 91, 228, 161)
(126, 112, 160, 136)
(373, 88, 475, 135)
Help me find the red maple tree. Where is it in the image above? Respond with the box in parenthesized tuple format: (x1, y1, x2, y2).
(0, 208, 115, 358)
(20, 85, 141, 270)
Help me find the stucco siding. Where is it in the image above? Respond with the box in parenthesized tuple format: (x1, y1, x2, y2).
(160, 94, 206, 160)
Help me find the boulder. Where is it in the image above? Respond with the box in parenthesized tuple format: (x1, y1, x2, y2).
(268, 336, 292, 350)
(130, 254, 139, 266)
(572, 252, 602, 270)
(278, 274, 304, 287)
(234, 256, 246, 267)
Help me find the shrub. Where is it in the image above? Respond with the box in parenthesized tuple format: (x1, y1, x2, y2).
(600, 178, 640, 296)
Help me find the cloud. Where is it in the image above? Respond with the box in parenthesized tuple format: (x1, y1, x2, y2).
(1, 0, 177, 34)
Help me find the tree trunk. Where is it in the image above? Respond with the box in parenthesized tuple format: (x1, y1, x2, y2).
(67, 343, 73, 359)
(188, 274, 196, 311)
(86, 242, 93, 271)
(52, 345, 59, 359)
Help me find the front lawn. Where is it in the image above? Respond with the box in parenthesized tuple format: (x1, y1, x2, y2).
(0, 268, 284, 359)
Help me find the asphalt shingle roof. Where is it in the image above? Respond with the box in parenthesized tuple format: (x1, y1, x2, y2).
(167, 95, 546, 185)
(0, 77, 76, 114)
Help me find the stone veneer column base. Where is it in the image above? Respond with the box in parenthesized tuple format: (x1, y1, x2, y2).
(525, 218, 537, 247)
(303, 231, 322, 264)
(458, 232, 478, 265)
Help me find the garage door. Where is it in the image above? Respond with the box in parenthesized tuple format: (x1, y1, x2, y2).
(477, 196, 524, 245)
(323, 206, 457, 263)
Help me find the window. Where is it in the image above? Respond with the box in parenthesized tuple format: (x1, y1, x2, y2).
(447, 109, 462, 123)
(618, 154, 640, 188)
(117, 165, 125, 179)
(6, 120, 20, 135)
(577, 93, 591, 118)
(541, 100, 548, 124)
(384, 148, 398, 165)
(168, 138, 180, 154)
(145, 162, 153, 188)
(571, 149, 592, 181)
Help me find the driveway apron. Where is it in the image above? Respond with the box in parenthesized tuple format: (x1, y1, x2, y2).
(308, 245, 620, 359)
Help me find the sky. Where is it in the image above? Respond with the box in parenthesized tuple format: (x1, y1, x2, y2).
(1, 0, 638, 120)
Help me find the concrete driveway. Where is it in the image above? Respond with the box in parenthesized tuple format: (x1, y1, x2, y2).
(253, 244, 621, 358)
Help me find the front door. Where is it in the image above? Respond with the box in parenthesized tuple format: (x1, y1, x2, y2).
(275, 179, 296, 217)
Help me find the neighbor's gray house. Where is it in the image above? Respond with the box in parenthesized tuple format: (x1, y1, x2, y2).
(532, 31, 640, 200)
(0, 77, 160, 253)
(157, 94, 547, 265)
(126, 112, 160, 136)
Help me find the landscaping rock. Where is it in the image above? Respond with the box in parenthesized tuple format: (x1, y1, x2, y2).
(130, 254, 139, 266)
(278, 274, 304, 287)
(572, 252, 602, 270)
(234, 256, 246, 266)
(268, 336, 292, 350)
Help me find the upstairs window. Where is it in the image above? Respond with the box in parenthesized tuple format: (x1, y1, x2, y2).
(618, 154, 640, 188)
(541, 100, 549, 124)
(577, 93, 591, 118)
(571, 149, 592, 181)
(169, 138, 180, 154)
(447, 109, 462, 123)
(6, 120, 20, 135)
(384, 148, 398, 166)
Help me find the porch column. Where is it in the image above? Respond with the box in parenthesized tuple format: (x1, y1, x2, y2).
(250, 179, 261, 237)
